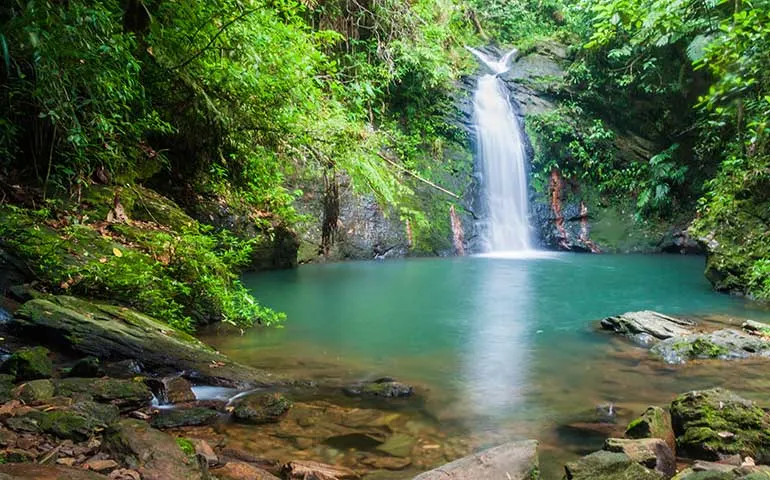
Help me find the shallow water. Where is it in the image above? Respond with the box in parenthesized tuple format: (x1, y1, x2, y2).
(202, 254, 770, 478)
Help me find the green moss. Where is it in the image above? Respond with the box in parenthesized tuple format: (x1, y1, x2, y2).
(671, 388, 770, 462)
(175, 437, 195, 456)
(0, 346, 53, 381)
(0, 193, 283, 331)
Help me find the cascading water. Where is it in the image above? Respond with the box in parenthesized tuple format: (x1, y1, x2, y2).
(468, 47, 532, 253)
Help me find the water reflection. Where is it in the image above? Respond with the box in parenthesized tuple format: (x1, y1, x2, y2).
(462, 258, 532, 425)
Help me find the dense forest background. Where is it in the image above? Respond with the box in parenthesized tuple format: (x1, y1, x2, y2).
(1, 0, 768, 330)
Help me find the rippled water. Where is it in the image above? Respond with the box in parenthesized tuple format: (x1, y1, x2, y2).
(202, 254, 770, 478)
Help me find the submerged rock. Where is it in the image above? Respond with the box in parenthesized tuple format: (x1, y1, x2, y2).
(230, 392, 292, 424)
(11, 295, 284, 388)
(413, 440, 539, 479)
(564, 450, 662, 480)
(282, 460, 359, 480)
(600, 311, 695, 341)
(603, 438, 675, 478)
(651, 330, 770, 364)
(343, 378, 414, 399)
(671, 388, 770, 463)
(214, 461, 280, 480)
(625, 406, 675, 452)
(103, 419, 203, 480)
(0, 346, 53, 381)
(150, 407, 220, 429)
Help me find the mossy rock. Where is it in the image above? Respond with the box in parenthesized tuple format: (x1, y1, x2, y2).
(69, 356, 103, 378)
(671, 388, 770, 462)
(0, 346, 53, 381)
(231, 392, 292, 424)
(0, 374, 16, 402)
(56, 377, 152, 413)
(103, 419, 203, 479)
(13, 379, 55, 403)
(626, 406, 675, 451)
(81, 185, 195, 230)
(12, 295, 284, 388)
(564, 450, 663, 479)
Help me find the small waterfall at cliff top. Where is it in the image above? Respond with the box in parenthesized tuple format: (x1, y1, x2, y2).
(468, 47, 532, 253)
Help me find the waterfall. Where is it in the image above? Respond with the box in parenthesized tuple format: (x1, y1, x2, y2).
(468, 47, 532, 253)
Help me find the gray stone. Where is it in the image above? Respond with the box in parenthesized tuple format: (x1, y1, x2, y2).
(413, 440, 539, 479)
(604, 438, 676, 478)
(600, 311, 695, 341)
(651, 329, 770, 364)
(564, 450, 663, 480)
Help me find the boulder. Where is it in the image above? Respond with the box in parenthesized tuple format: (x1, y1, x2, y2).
(55, 378, 152, 413)
(672, 463, 770, 479)
(343, 378, 414, 398)
(230, 392, 291, 424)
(13, 379, 55, 403)
(413, 440, 539, 480)
(191, 438, 218, 467)
(600, 311, 695, 341)
(150, 407, 220, 429)
(652, 330, 770, 364)
(103, 419, 203, 480)
(742, 320, 770, 336)
(102, 360, 143, 379)
(11, 295, 284, 388)
(603, 438, 676, 478)
(626, 406, 676, 452)
(35, 401, 119, 441)
(564, 450, 663, 480)
(281, 460, 359, 480)
(0, 374, 15, 402)
(671, 388, 770, 462)
(145, 376, 195, 404)
(0, 464, 108, 479)
(214, 462, 280, 480)
(69, 357, 104, 378)
(0, 346, 53, 381)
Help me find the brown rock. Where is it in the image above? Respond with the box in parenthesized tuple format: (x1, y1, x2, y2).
(192, 438, 218, 466)
(603, 437, 676, 478)
(214, 462, 280, 480)
(146, 376, 196, 405)
(0, 464, 108, 479)
(108, 469, 141, 480)
(282, 460, 359, 480)
(57, 457, 77, 466)
(87, 459, 119, 472)
(103, 419, 203, 480)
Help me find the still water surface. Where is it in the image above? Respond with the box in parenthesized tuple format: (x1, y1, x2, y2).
(203, 254, 770, 478)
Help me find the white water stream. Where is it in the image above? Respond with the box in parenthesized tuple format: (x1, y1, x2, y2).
(467, 47, 532, 253)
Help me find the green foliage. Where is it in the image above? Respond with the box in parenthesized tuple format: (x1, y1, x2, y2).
(634, 144, 687, 218)
(467, 0, 573, 46)
(0, 200, 283, 331)
(1, 1, 171, 193)
(526, 105, 618, 193)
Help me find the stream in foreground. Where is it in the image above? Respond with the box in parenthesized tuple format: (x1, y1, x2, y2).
(201, 254, 770, 479)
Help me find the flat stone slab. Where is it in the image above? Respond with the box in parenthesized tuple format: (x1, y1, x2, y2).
(600, 311, 695, 341)
(412, 440, 539, 479)
(651, 329, 770, 364)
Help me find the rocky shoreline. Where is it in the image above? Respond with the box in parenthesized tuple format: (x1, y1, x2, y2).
(3, 289, 770, 480)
